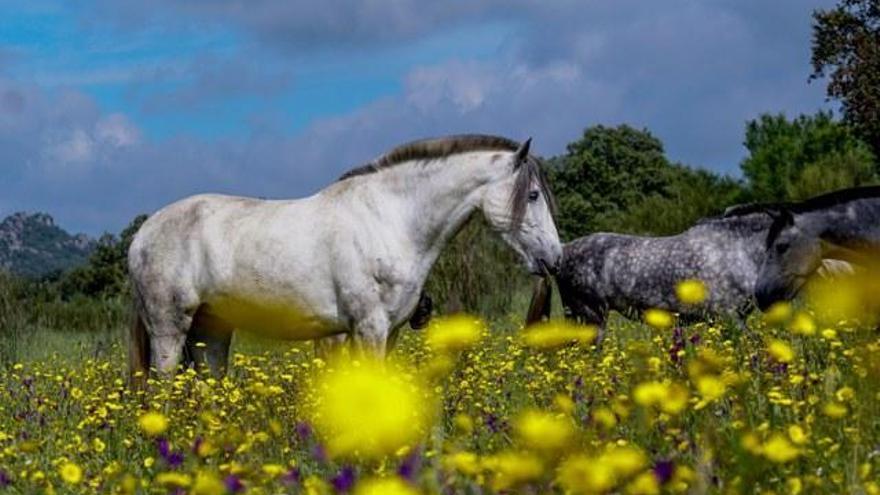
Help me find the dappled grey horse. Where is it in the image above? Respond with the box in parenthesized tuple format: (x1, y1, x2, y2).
(526, 208, 779, 335)
(128, 135, 562, 380)
(754, 186, 880, 309)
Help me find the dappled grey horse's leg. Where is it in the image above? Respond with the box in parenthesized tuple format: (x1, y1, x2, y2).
(185, 307, 234, 377)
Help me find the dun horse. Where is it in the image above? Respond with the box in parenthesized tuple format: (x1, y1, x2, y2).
(526, 208, 779, 335)
(129, 135, 562, 379)
(755, 186, 880, 309)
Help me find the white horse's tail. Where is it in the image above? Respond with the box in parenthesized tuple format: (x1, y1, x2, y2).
(129, 306, 150, 388)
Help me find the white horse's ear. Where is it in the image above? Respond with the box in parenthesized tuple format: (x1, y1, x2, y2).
(514, 137, 532, 168)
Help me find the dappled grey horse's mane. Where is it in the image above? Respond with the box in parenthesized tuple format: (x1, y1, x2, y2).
(337, 134, 555, 228)
(722, 186, 880, 218)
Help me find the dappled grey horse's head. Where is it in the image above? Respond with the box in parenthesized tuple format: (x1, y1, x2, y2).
(754, 207, 823, 310)
(480, 138, 562, 276)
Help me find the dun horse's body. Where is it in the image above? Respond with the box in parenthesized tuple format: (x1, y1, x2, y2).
(755, 186, 880, 309)
(527, 210, 777, 333)
(129, 135, 561, 379)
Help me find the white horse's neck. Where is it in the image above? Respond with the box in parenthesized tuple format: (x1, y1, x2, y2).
(348, 150, 512, 278)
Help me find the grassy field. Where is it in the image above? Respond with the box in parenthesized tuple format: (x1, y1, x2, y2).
(0, 283, 878, 495)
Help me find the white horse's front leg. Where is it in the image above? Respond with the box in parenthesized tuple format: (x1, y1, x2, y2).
(351, 311, 390, 359)
(314, 334, 348, 360)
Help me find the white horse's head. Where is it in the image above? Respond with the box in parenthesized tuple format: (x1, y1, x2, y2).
(481, 138, 563, 276)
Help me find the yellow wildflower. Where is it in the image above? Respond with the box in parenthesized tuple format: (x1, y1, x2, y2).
(676, 279, 708, 304)
(767, 339, 795, 363)
(763, 302, 793, 325)
(59, 463, 83, 485)
(822, 402, 848, 419)
(521, 320, 597, 348)
(514, 409, 574, 453)
(644, 308, 674, 330)
(354, 477, 419, 495)
(155, 472, 192, 487)
(192, 471, 225, 495)
(425, 314, 483, 352)
(762, 433, 800, 463)
(311, 357, 431, 458)
(138, 411, 169, 436)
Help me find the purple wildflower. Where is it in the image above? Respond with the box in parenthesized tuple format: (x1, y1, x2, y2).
(331, 466, 356, 493)
(653, 460, 675, 484)
(397, 450, 422, 481)
(281, 467, 301, 486)
(224, 475, 245, 493)
(0, 469, 11, 487)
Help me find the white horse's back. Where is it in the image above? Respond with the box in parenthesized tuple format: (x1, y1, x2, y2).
(130, 193, 344, 340)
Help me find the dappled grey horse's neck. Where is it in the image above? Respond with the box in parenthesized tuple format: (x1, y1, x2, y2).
(692, 213, 774, 262)
(798, 197, 880, 246)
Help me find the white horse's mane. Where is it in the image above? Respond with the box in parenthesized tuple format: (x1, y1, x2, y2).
(338, 134, 520, 181)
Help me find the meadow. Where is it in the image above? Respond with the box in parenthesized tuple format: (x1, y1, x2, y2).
(0, 269, 878, 495)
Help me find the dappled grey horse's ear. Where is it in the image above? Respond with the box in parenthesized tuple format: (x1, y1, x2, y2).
(513, 137, 532, 168)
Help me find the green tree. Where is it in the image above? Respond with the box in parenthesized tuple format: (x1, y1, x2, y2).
(740, 112, 876, 202)
(548, 125, 744, 239)
(58, 214, 148, 299)
(812, 0, 880, 158)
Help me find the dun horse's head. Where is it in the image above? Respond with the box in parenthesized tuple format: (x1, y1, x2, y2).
(481, 138, 562, 276)
(755, 207, 822, 310)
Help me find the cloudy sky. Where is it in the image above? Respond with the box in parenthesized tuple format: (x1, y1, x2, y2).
(1, 0, 836, 234)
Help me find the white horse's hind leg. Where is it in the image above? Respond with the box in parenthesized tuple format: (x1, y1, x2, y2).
(186, 307, 234, 377)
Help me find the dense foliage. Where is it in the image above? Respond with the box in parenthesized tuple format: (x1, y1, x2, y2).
(812, 0, 880, 158)
(741, 112, 877, 202)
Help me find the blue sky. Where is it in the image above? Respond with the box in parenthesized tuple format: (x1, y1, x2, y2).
(0, 0, 835, 234)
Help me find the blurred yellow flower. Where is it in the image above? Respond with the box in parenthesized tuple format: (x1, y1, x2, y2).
(521, 320, 597, 349)
(59, 462, 82, 485)
(311, 357, 431, 458)
(633, 381, 689, 414)
(822, 402, 848, 419)
(695, 375, 726, 406)
(763, 302, 793, 325)
(354, 477, 419, 495)
(558, 455, 615, 494)
(767, 339, 795, 363)
(676, 279, 707, 304)
(836, 386, 855, 402)
(788, 425, 808, 445)
(425, 314, 483, 352)
(788, 312, 816, 336)
(626, 471, 660, 495)
(192, 471, 225, 495)
(762, 433, 800, 463)
(138, 411, 168, 436)
(514, 409, 574, 453)
(444, 451, 480, 475)
(155, 472, 192, 487)
(483, 451, 544, 491)
(644, 309, 674, 330)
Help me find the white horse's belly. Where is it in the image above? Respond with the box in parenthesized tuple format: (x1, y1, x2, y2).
(204, 295, 343, 340)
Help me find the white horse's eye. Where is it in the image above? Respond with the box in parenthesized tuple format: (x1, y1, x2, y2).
(528, 191, 540, 202)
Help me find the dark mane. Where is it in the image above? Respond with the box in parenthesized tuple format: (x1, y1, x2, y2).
(337, 134, 555, 229)
(722, 201, 792, 218)
(790, 185, 880, 212)
(338, 134, 520, 181)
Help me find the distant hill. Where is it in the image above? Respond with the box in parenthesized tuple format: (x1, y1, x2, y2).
(0, 212, 95, 278)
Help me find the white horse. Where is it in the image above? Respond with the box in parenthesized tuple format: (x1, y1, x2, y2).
(128, 135, 562, 379)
